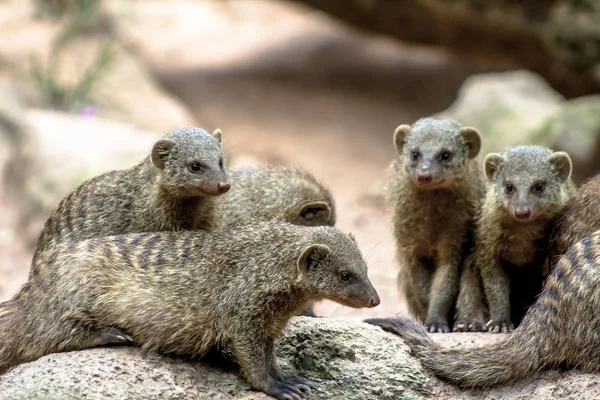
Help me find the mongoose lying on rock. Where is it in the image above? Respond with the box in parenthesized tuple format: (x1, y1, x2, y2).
(4, 127, 228, 316)
(388, 118, 484, 333)
(456, 146, 574, 333)
(222, 167, 335, 227)
(0, 220, 380, 400)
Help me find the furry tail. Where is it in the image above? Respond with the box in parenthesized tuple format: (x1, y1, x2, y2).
(365, 314, 554, 388)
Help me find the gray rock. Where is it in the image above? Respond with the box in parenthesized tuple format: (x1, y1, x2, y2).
(530, 95, 600, 183)
(2, 317, 600, 399)
(435, 70, 564, 157)
(0, 318, 429, 400)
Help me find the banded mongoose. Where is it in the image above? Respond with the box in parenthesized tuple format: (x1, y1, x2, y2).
(455, 146, 575, 333)
(389, 118, 484, 333)
(222, 167, 336, 228)
(366, 229, 600, 388)
(7, 127, 228, 309)
(0, 220, 380, 400)
(222, 167, 336, 318)
(546, 174, 600, 274)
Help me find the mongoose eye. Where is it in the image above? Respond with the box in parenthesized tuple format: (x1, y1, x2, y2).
(411, 151, 420, 161)
(189, 162, 202, 172)
(505, 183, 513, 193)
(340, 272, 351, 281)
(219, 159, 224, 170)
(534, 183, 544, 192)
(440, 152, 452, 161)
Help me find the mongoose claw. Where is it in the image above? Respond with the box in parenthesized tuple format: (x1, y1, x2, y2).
(281, 374, 317, 389)
(485, 320, 514, 333)
(452, 321, 486, 332)
(424, 320, 450, 333)
(265, 381, 308, 400)
(102, 327, 134, 344)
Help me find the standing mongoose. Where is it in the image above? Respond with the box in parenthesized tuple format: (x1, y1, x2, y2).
(222, 167, 336, 318)
(389, 118, 484, 333)
(6, 127, 229, 308)
(222, 167, 336, 227)
(366, 229, 600, 388)
(546, 174, 600, 274)
(0, 220, 380, 400)
(455, 146, 574, 333)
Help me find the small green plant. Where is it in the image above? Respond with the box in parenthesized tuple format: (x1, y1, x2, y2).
(34, 0, 101, 20)
(30, 41, 113, 112)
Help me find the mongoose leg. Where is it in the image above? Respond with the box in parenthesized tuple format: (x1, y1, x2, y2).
(424, 259, 459, 333)
(397, 258, 430, 321)
(480, 261, 514, 333)
(233, 335, 310, 400)
(264, 339, 316, 393)
(453, 255, 487, 332)
(70, 327, 134, 350)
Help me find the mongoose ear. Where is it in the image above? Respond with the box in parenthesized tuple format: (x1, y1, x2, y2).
(393, 124, 412, 155)
(484, 153, 504, 182)
(299, 202, 331, 221)
(297, 244, 331, 273)
(212, 129, 222, 145)
(348, 232, 357, 243)
(548, 151, 572, 183)
(151, 139, 177, 169)
(459, 127, 481, 159)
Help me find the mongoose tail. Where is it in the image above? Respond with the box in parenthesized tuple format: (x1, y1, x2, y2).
(367, 232, 600, 388)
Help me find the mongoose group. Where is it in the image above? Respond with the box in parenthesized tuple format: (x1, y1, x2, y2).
(0, 119, 598, 398)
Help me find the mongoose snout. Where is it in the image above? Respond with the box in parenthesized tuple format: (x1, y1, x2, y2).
(217, 181, 231, 193)
(514, 207, 531, 220)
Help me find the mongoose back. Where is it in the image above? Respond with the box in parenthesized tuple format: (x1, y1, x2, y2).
(547, 174, 600, 272)
(222, 167, 336, 317)
(9, 127, 228, 304)
(366, 229, 600, 388)
(456, 146, 575, 333)
(389, 118, 484, 333)
(0, 220, 380, 400)
(222, 167, 336, 227)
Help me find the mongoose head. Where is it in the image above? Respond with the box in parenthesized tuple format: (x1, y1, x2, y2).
(225, 168, 336, 227)
(298, 228, 380, 309)
(484, 146, 573, 222)
(151, 127, 230, 197)
(394, 118, 481, 189)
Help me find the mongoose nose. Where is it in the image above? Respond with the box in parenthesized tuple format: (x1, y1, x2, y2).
(370, 297, 381, 308)
(417, 171, 433, 184)
(514, 208, 531, 219)
(218, 182, 231, 193)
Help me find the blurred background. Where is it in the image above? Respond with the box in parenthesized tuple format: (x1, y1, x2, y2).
(0, 0, 598, 318)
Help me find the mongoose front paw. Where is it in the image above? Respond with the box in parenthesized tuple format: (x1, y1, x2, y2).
(424, 319, 451, 333)
(280, 374, 317, 391)
(485, 320, 514, 333)
(452, 320, 486, 332)
(265, 381, 310, 400)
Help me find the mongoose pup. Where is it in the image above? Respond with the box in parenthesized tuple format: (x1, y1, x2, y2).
(222, 167, 336, 227)
(0, 221, 380, 400)
(6, 127, 228, 310)
(389, 118, 484, 333)
(222, 167, 336, 317)
(456, 146, 574, 333)
(366, 229, 600, 388)
(546, 174, 600, 274)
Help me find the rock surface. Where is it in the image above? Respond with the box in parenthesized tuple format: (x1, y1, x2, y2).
(1, 317, 600, 399)
(435, 70, 564, 157)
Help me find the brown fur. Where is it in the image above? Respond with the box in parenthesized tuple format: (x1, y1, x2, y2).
(0, 220, 380, 399)
(366, 229, 600, 388)
(455, 146, 575, 333)
(389, 118, 484, 333)
(4, 128, 228, 314)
